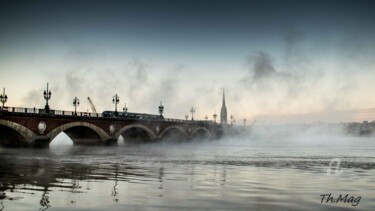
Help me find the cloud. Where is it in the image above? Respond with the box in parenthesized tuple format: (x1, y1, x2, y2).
(65, 70, 84, 95)
(130, 58, 149, 82)
(241, 25, 309, 86)
(237, 25, 350, 119)
(281, 24, 305, 61)
(243, 51, 294, 86)
(23, 89, 43, 108)
(22, 83, 62, 109)
(247, 51, 277, 80)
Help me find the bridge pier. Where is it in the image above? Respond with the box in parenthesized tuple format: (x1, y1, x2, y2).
(31, 137, 51, 148)
(105, 138, 118, 146)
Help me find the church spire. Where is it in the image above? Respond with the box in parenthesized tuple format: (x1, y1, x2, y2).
(222, 89, 226, 106)
(220, 89, 228, 124)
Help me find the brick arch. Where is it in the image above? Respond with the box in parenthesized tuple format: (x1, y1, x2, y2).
(159, 125, 188, 138)
(0, 119, 36, 144)
(47, 122, 110, 142)
(191, 127, 212, 138)
(115, 124, 157, 140)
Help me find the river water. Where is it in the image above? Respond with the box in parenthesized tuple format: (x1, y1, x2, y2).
(0, 135, 374, 210)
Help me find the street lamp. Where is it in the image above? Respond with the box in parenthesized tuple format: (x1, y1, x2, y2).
(159, 101, 164, 117)
(213, 112, 217, 123)
(43, 83, 51, 114)
(113, 94, 119, 117)
(185, 114, 189, 120)
(230, 114, 234, 125)
(123, 102, 128, 113)
(0, 88, 8, 108)
(73, 97, 80, 115)
(190, 107, 195, 121)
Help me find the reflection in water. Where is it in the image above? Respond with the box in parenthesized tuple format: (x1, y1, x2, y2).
(0, 137, 375, 210)
(40, 189, 50, 211)
(111, 164, 119, 202)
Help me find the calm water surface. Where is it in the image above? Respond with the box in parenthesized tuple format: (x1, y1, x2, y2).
(0, 136, 374, 210)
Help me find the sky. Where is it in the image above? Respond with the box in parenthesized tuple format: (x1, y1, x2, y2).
(1, 0, 375, 124)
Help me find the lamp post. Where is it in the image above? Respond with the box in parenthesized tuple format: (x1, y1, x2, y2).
(0, 88, 7, 108)
(190, 107, 195, 121)
(158, 101, 164, 117)
(213, 112, 217, 124)
(230, 114, 234, 125)
(113, 94, 119, 117)
(43, 83, 51, 114)
(243, 117, 247, 126)
(73, 97, 79, 115)
(185, 114, 189, 120)
(123, 102, 128, 114)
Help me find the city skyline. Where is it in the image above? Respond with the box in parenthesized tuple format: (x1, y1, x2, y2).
(1, 0, 375, 123)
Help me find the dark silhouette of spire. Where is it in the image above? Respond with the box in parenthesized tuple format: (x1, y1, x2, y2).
(220, 89, 227, 124)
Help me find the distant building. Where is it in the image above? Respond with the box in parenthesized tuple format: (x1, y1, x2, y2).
(220, 89, 228, 124)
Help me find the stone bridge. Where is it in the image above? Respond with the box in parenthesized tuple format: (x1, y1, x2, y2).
(0, 107, 229, 148)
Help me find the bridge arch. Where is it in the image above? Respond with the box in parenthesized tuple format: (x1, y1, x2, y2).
(191, 127, 212, 139)
(159, 125, 188, 140)
(115, 124, 157, 140)
(47, 122, 110, 145)
(0, 119, 36, 146)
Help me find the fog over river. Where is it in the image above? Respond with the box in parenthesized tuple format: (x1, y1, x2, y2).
(1, 129, 374, 210)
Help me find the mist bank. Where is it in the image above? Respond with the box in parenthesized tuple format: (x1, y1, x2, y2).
(246, 121, 375, 140)
(255, 108, 375, 124)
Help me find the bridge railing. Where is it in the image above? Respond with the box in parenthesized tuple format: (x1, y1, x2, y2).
(1, 106, 214, 124)
(13, 107, 39, 114)
(2, 107, 40, 114)
(164, 118, 185, 123)
(1, 106, 101, 118)
(53, 110, 101, 117)
(163, 118, 213, 125)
